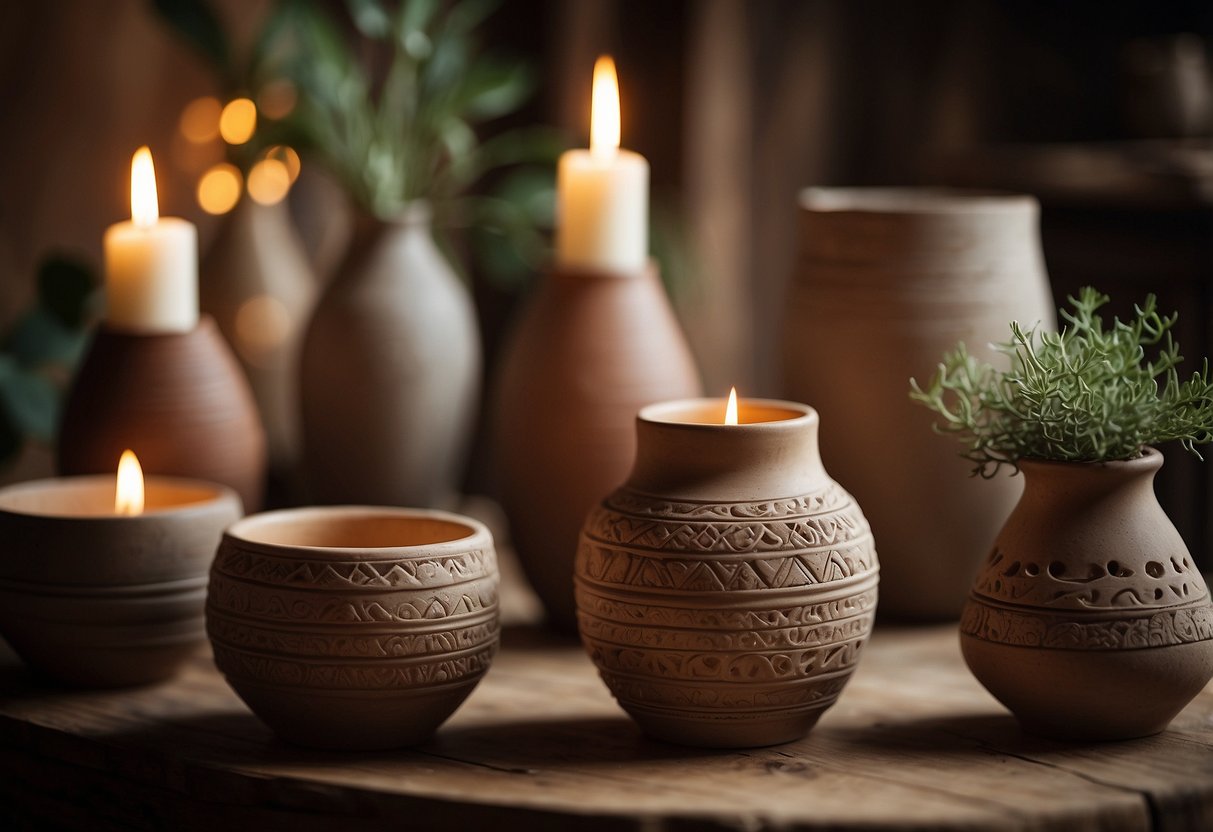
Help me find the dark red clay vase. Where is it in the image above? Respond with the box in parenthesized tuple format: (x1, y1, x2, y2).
(491, 262, 701, 630)
(58, 316, 267, 511)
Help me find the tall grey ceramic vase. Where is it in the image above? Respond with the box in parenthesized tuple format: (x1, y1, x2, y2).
(782, 188, 1056, 621)
(300, 202, 480, 508)
(201, 197, 317, 477)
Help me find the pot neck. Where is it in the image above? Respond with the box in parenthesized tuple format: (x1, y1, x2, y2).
(349, 202, 433, 246)
(624, 398, 828, 502)
(1017, 447, 1163, 503)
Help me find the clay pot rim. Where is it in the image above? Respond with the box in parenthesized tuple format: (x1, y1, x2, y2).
(97, 313, 220, 340)
(545, 258, 659, 281)
(224, 505, 491, 558)
(0, 474, 241, 521)
(799, 187, 1037, 215)
(1016, 445, 1163, 476)
(638, 397, 817, 430)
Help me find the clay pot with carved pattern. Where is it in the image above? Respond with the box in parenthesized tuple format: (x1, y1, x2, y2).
(575, 398, 879, 748)
(961, 447, 1213, 740)
(206, 506, 498, 750)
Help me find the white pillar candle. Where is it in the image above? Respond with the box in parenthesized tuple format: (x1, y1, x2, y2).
(556, 56, 649, 274)
(103, 147, 199, 333)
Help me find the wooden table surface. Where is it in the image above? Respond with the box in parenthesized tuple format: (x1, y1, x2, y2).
(1, 622, 1211, 831)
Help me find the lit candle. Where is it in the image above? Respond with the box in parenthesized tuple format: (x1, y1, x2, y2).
(103, 147, 199, 332)
(556, 56, 649, 273)
(0, 451, 242, 687)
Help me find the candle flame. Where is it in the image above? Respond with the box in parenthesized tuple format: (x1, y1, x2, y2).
(115, 449, 145, 516)
(725, 387, 739, 425)
(590, 55, 620, 159)
(130, 147, 159, 228)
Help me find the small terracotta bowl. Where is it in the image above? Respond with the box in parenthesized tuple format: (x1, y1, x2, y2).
(207, 506, 499, 750)
(0, 475, 242, 687)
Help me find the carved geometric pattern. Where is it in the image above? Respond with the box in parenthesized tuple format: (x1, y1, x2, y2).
(212, 641, 497, 689)
(207, 580, 498, 624)
(584, 508, 869, 554)
(579, 613, 872, 652)
(207, 613, 499, 659)
(972, 547, 1209, 611)
(213, 546, 496, 591)
(602, 672, 853, 711)
(578, 541, 875, 593)
(584, 636, 866, 683)
(575, 586, 878, 631)
(961, 597, 1213, 650)
(604, 484, 849, 520)
(575, 482, 878, 726)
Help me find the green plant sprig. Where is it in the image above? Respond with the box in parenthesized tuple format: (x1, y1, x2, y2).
(909, 287, 1213, 477)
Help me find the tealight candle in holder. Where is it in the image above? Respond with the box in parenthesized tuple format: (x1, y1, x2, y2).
(0, 451, 242, 688)
(575, 392, 880, 748)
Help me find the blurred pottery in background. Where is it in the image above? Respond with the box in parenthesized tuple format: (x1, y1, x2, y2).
(0, 474, 241, 687)
(492, 262, 701, 630)
(782, 188, 1055, 621)
(207, 506, 499, 749)
(202, 197, 317, 482)
(961, 448, 1213, 740)
(300, 203, 480, 508)
(576, 398, 878, 748)
(58, 318, 267, 511)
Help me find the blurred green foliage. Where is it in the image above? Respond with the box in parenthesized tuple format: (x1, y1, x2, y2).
(0, 256, 97, 467)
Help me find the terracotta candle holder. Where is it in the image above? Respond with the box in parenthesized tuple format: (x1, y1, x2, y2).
(575, 398, 879, 748)
(58, 316, 267, 511)
(0, 475, 241, 688)
(492, 261, 701, 630)
(206, 506, 499, 750)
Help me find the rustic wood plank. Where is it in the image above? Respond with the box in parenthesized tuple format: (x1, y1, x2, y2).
(1, 625, 1210, 830)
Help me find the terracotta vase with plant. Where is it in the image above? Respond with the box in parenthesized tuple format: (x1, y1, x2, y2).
(269, 0, 555, 507)
(912, 288, 1213, 740)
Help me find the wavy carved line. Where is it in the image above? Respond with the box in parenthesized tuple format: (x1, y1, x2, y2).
(578, 614, 872, 653)
(584, 637, 865, 683)
(960, 600, 1213, 650)
(604, 485, 851, 520)
(207, 615, 499, 659)
(601, 670, 852, 710)
(583, 512, 871, 554)
(207, 579, 499, 624)
(574, 586, 879, 630)
(212, 642, 496, 689)
(577, 542, 877, 592)
(213, 549, 496, 591)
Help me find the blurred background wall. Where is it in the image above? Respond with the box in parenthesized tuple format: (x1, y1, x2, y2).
(3, 0, 1213, 556)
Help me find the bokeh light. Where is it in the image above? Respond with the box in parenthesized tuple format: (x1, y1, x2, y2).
(247, 158, 291, 206)
(219, 98, 257, 145)
(264, 145, 302, 183)
(179, 96, 222, 144)
(197, 163, 242, 214)
(258, 80, 297, 120)
(235, 295, 292, 366)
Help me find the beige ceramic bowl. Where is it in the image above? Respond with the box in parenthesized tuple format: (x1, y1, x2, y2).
(0, 475, 242, 687)
(206, 506, 499, 749)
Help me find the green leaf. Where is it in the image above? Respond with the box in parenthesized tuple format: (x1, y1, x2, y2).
(0, 358, 58, 443)
(5, 308, 89, 370)
(37, 255, 95, 329)
(347, 0, 392, 38)
(446, 0, 500, 33)
(152, 0, 232, 79)
(399, 0, 442, 41)
(458, 58, 534, 122)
